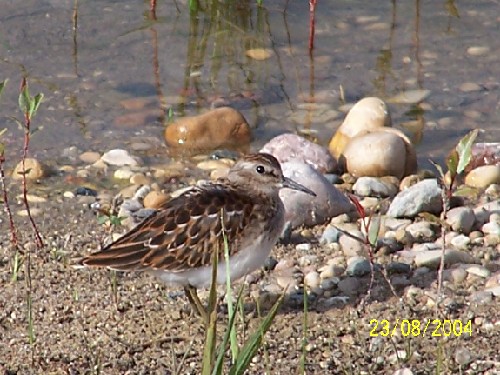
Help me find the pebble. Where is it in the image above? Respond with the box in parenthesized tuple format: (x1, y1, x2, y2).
(466, 46, 490, 56)
(445, 206, 476, 234)
(304, 271, 320, 289)
(352, 176, 398, 197)
(143, 191, 169, 209)
(280, 161, 354, 229)
(482, 221, 500, 236)
(339, 231, 366, 257)
(463, 264, 490, 278)
(79, 151, 101, 164)
(63, 191, 75, 198)
(320, 277, 339, 291)
(114, 168, 135, 179)
(443, 268, 467, 284)
(319, 264, 345, 279)
(164, 107, 251, 152)
(387, 179, 442, 218)
(130, 173, 151, 185)
(75, 187, 98, 197)
(388, 89, 431, 104)
(260, 133, 337, 173)
(465, 165, 500, 188)
(263, 257, 278, 271)
(319, 226, 341, 244)
(385, 262, 411, 274)
(296, 243, 312, 252)
(469, 291, 493, 304)
(345, 257, 372, 277)
(12, 158, 46, 180)
(459, 82, 482, 92)
(393, 368, 414, 375)
(337, 277, 361, 295)
(17, 208, 42, 217)
(450, 234, 471, 250)
(405, 221, 437, 243)
(21, 194, 47, 203)
(101, 149, 140, 166)
(414, 249, 475, 269)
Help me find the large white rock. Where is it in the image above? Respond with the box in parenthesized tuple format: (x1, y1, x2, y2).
(387, 179, 442, 218)
(280, 161, 354, 229)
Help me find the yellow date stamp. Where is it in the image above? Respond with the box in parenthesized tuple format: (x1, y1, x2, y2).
(369, 319, 473, 338)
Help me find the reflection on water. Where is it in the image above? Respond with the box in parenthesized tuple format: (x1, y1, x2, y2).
(0, 0, 498, 165)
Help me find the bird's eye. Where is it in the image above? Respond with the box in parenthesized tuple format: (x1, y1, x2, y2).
(256, 165, 265, 174)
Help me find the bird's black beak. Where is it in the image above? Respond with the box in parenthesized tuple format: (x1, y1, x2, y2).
(282, 177, 317, 197)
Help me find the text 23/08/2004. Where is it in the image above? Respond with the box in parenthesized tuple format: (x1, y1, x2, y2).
(369, 319, 473, 338)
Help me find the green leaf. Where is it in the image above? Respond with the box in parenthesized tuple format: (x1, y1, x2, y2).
(445, 150, 459, 178)
(455, 129, 479, 175)
(0, 79, 7, 98)
(96, 215, 109, 225)
(19, 83, 31, 114)
(430, 159, 445, 179)
(368, 216, 381, 247)
(31, 93, 44, 118)
(229, 294, 284, 375)
(0, 143, 4, 156)
(0, 128, 6, 138)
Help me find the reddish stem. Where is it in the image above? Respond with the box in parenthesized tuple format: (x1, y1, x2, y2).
(0, 155, 19, 247)
(308, 0, 317, 52)
(19, 78, 44, 249)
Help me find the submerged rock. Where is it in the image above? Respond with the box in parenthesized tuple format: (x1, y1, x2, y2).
(164, 107, 251, 152)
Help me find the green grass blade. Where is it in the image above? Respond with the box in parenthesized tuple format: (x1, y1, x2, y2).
(229, 294, 284, 375)
(212, 286, 245, 375)
(222, 217, 238, 362)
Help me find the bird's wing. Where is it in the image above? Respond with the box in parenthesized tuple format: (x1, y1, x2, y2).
(79, 185, 255, 272)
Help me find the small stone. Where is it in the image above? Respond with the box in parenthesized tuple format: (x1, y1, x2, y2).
(79, 151, 101, 164)
(101, 149, 139, 166)
(296, 243, 312, 251)
(352, 176, 398, 197)
(469, 291, 493, 304)
(12, 158, 46, 180)
(337, 277, 361, 295)
(245, 48, 273, 60)
(339, 232, 366, 257)
(385, 262, 411, 274)
(319, 264, 344, 279)
(388, 89, 430, 104)
(130, 173, 151, 185)
(22, 194, 47, 203)
(320, 277, 339, 291)
(405, 221, 437, 243)
(17, 208, 42, 217)
(143, 191, 169, 209)
(276, 276, 298, 291)
(459, 82, 481, 92)
(465, 165, 500, 189)
(304, 271, 320, 289)
(320, 226, 341, 244)
(63, 191, 75, 198)
(114, 168, 135, 180)
(263, 257, 278, 271)
(443, 268, 467, 284)
(463, 264, 490, 278)
(454, 348, 473, 366)
(75, 187, 98, 197)
(446, 207, 476, 234)
(393, 369, 414, 375)
(466, 46, 490, 56)
(482, 221, 500, 236)
(346, 257, 372, 277)
(387, 179, 442, 218)
(414, 249, 475, 269)
(450, 234, 471, 250)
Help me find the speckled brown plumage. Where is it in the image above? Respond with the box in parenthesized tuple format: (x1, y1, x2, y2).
(78, 152, 316, 287)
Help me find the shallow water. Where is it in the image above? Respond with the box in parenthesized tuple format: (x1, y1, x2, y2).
(0, 0, 498, 167)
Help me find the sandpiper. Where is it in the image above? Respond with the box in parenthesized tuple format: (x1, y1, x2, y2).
(77, 153, 316, 323)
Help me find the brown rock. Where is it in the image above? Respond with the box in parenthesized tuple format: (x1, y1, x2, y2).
(12, 158, 46, 180)
(164, 107, 251, 152)
(143, 191, 170, 209)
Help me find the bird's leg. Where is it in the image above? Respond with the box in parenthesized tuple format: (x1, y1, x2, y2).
(184, 285, 209, 326)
